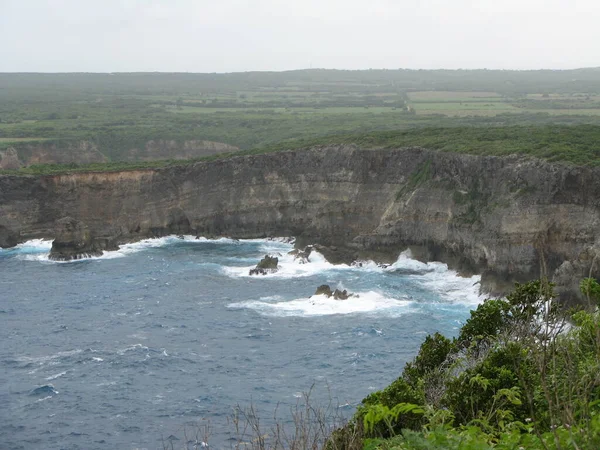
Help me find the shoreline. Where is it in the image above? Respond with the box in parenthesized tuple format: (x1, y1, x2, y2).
(2, 146, 600, 303)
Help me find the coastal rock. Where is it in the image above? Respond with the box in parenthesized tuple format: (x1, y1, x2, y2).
(249, 255, 279, 275)
(314, 284, 333, 297)
(333, 289, 351, 300)
(288, 246, 312, 264)
(49, 217, 109, 261)
(312, 244, 357, 265)
(0, 225, 19, 248)
(313, 284, 355, 300)
(553, 245, 600, 305)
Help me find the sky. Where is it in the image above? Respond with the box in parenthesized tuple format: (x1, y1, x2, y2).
(1, 0, 598, 72)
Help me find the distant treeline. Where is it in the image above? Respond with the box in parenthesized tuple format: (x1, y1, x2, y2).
(3, 68, 600, 98)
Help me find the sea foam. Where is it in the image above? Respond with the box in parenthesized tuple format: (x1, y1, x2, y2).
(14, 235, 241, 263)
(228, 291, 413, 317)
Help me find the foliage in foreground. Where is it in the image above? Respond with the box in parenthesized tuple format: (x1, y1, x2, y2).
(330, 279, 600, 450)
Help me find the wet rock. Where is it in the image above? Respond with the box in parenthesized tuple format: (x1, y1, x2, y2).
(49, 217, 111, 261)
(249, 255, 279, 275)
(333, 289, 350, 300)
(268, 236, 295, 244)
(313, 244, 357, 265)
(314, 284, 333, 297)
(313, 284, 356, 300)
(0, 225, 19, 248)
(288, 245, 313, 264)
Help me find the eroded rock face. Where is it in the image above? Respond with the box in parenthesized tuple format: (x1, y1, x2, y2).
(2, 146, 600, 302)
(6, 139, 240, 168)
(554, 245, 600, 305)
(249, 255, 279, 275)
(0, 148, 21, 170)
(49, 217, 113, 261)
(20, 141, 107, 166)
(0, 225, 19, 248)
(127, 140, 239, 161)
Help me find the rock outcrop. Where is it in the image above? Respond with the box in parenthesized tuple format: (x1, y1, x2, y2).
(3, 139, 238, 168)
(49, 217, 117, 261)
(0, 225, 19, 248)
(0, 147, 21, 170)
(249, 255, 279, 275)
(2, 145, 600, 302)
(313, 284, 355, 300)
(49, 217, 100, 261)
(288, 246, 312, 264)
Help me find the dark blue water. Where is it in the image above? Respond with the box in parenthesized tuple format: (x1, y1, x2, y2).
(0, 237, 481, 449)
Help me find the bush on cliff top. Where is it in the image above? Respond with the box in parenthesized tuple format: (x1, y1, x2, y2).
(329, 279, 600, 450)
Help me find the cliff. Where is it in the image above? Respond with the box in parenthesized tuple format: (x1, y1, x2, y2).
(124, 139, 239, 161)
(0, 141, 107, 169)
(0, 139, 238, 169)
(1, 145, 599, 303)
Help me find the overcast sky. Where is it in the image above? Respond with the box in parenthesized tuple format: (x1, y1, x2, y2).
(1, 0, 598, 72)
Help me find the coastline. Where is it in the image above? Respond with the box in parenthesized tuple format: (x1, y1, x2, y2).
(2, 146, 600, 302)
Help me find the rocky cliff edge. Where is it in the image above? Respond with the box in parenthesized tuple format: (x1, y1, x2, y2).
(1, 145, 598, 304)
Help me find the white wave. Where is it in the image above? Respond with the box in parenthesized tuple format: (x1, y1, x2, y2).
(92, 357, 104, 362)
(222, 250, 350, 279)
(45, 371, 67, 381)
(14, 239, 53, 252)
(387, 251, 483, 306)
(228, 291, 413, 317)
(223, 247, 484, 307)
(117, 343, 150, 355)
(15, 235, 244, 263)
(36, 396, 53, 403)
(420, 270, 483, 306)
(386, 250, 447, 275)
(2, 239, 53, 260)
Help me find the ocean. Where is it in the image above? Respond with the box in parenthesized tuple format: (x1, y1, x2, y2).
(0, 237, 482, 449)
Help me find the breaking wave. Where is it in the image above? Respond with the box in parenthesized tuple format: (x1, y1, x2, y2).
(228, 290, 413, 317)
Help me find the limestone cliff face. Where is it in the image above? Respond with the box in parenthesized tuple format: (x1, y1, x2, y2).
(1, 146, 599, 302)
(4, 141, 108, 167)
(2, 139, 238, 167)
(0, 147, 21, 170)
(124, 139, 239, 161)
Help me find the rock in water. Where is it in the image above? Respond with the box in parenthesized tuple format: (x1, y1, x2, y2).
(49, 217, 104, 261)
(314, 284, 333, 297)
(313, 284, 356, 300)
(288, 246, 313, 264)
(249, 255, 279, 275)
(333, 289, 350, 300)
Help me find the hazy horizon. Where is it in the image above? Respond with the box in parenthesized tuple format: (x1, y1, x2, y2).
(2, 66, 600, 75)
(1, 0, 599, 73)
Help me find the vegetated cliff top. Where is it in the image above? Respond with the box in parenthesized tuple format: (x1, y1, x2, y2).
(1, 124, 599, 176)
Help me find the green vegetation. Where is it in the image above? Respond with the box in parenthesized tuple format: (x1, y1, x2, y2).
(263, 125, 600, 166)
(396, 159, 432, 200)
(329, 279, 600, 449)
(3, 124, 600, 176)
(2, 70, 600, 173)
